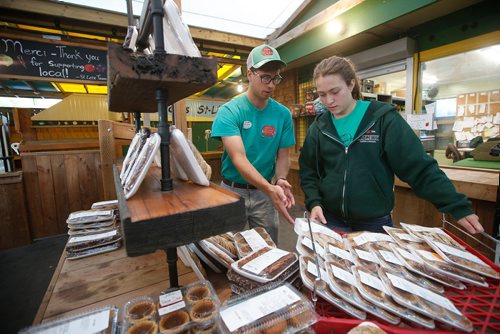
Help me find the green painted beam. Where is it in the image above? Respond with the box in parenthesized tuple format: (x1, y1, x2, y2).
(277, 0, 436, 63)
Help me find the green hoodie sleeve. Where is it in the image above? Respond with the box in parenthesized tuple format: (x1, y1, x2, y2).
(382, 112, 473, 220)
(299, 123, 323, 211)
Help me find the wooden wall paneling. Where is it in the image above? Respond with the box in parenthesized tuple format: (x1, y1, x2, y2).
(98, 120, 117, 200)
(0, 172, 31, 249)
(50, 154, 70, 234)
(36, 154, 59, 237)
(94, 151, 104, 201)
(21, 155, 43, 239)
(64, 154, 82, 214)
(78, 152, 100, 209)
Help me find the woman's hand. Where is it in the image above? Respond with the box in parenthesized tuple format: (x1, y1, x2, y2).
(457, 214, 484, 234)
(310, 206, 327, 225)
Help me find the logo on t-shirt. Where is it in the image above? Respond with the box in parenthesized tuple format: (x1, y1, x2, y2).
(262, 125, 276, 137)
(243, 121, 252, 129)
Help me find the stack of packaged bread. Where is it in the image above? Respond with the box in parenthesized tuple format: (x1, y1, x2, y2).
(65, 200, 122, 260)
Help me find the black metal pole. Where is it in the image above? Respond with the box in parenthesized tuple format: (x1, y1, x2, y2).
(166, 247, 179, 288)
(157, 89, 173, 191)
(152, 0, 176, 288)
(134, 112, 141, 132)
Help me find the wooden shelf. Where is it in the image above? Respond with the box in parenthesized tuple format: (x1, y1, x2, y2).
(114, 165, 246, 256)
(107, 43, 218, 113)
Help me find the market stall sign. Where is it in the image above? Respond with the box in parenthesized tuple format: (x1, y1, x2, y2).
(0, 37, 107, 82)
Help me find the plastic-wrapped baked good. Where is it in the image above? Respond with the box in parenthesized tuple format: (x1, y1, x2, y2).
(124, 296, 157, 324)
(378, 266, 473, 332)
(185, 285, 212, 304)
(299, 255, 366, 320)
(351, 265, 435, 329)
(156, 281, 220, 334)
(325, 258, 400, 324)
(19, 306, 118, 334)
(127, 320, 158, 334)
(219, 282, 318, 334)
(296, 235, 326, 259)
(227, 263, 299, 293)
(390, 245, 450, 292)
(343, 231, 394, 247)
(400, 223, 465, 250)
(67, 209, 115, 225)
(384, 226, 424, 248)
(190, 299, 216, 323)
(66, 229, 122, 253)
(199, 239, 235, 269)
(120, 128, 151, 184)
(234, 227, 276, 258)
(293, 218, 343, 241)
(424, 237, 500, 279)
(232, 247, 298, 283)
(206, 235, 237, 259)
(66, 240, 122, 260)
(158, 310, 189, 334)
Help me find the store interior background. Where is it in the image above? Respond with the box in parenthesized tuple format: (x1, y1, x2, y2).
(0, 0, 499, 333)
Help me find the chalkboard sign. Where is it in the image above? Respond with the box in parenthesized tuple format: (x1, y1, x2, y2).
(0, 37, 107, 82)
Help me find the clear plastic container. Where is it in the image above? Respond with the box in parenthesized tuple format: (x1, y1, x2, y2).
(123, 295, 158, 327)
(67, 209, 115, 224)
(231, 246, 298, 283)
(154, 281, 220, 334)
(411, 246, 489, 287)
(323, 240, 355, 265)
(383, 226, 425, 248)
(424, 237, 500, 279)
(351, 265, 435, 329)
(124, 133, 162, 199)
(295, 234, 326, 259)
(389, 244, 450, 293)
(293, 218, 343, 244)
(400, 223, 465, 250)
(342, 231, 394, 247)
(204, 234, 238, 259)
(66, 229, 122, 253)
(19, 306, 118, 334)
(227, 264, 299, 294)
(299, 255, 366, 320)
(233, 227, 276, 258)
(325, 257, 400, 325)
(219, 282, 318, 334)
(198, 239, 235, 269)
(369, 242, 452, 292)
(378, 266, 474, 332)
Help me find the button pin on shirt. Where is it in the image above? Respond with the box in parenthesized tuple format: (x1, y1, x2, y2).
(243, 121, 252, 129)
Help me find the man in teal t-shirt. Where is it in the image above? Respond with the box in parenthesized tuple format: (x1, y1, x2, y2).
(211, 44, 296, 242)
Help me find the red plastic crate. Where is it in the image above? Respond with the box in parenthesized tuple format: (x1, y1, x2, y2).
(312, 230, 500, 334)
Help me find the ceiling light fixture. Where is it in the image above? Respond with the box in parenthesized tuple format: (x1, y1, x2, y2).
(327, 20, 345, 35)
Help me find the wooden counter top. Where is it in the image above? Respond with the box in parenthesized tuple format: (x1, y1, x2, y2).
(290, 154, 498, 202)
(34, 248, 199, 324)
(395, 166, 499, 202)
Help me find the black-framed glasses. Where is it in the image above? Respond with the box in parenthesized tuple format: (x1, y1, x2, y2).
(251, 70, 283, 85)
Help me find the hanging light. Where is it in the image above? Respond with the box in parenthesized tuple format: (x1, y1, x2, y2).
(237, 82, 244, 93)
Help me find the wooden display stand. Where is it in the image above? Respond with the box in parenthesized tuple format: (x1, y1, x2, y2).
(107, 0, 244, 289)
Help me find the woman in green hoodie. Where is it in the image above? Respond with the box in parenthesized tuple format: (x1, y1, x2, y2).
(299, 56, 483, 234)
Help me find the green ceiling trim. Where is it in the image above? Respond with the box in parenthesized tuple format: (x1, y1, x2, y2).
(412, 0, 500, 51)
(277, 0, 436, 63)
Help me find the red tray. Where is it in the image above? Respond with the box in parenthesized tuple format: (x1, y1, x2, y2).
(312, 230, 500, 334)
